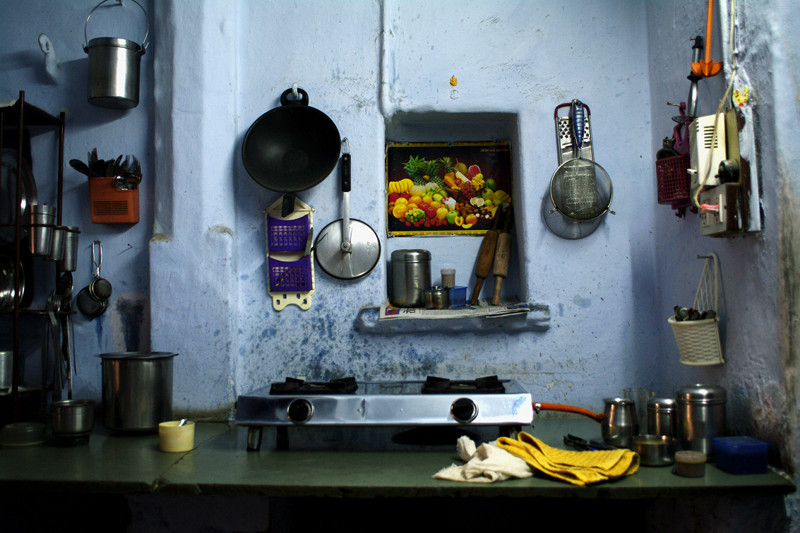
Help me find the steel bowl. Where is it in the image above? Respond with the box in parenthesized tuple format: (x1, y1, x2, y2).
(632, 434, 676, 466)
(50, 399, 95, 437)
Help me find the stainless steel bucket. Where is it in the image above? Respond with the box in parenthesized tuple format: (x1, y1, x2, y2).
(100, 352, 177, 433)
(83, 0, 149, 109)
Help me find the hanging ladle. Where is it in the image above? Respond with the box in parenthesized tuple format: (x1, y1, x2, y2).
(77, 240, 112, 319)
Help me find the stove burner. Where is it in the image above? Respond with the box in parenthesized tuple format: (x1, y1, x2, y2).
(421, 375, 506, 394)
(269, 377, 358, 395)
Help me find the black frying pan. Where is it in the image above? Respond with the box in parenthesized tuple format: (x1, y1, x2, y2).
(242, 88, 341, 216)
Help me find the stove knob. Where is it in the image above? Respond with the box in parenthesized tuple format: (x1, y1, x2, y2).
(450, 398, 478, 423)
(287, 399, 314, 424)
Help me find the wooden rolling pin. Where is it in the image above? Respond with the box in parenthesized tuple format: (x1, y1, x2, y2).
(491, 206, 513, 306)
(470, 208, 503, 305)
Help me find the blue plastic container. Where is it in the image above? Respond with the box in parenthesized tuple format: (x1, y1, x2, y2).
(713, 436, 769, 475)
(448, 286, 468, 308)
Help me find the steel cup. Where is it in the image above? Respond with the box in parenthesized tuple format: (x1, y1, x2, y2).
(29, 204, 55, 256)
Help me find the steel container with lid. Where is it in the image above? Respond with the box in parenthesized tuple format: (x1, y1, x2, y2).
(100, 351, 177, 433)
(676, 384, 726, 457)
(390, 249, 431, 308)
(83, 0, 149, 109)
(647, 396, 677, 437)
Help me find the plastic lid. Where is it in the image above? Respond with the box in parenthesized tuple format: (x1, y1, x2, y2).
(675, 450, 707, 464)
(676, 384, 726, 403)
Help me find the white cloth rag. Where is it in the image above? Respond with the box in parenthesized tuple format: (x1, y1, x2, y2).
(433, 435, 533, 483)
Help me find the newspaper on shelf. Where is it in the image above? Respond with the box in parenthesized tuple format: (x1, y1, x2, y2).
(379, 301, 534, 321)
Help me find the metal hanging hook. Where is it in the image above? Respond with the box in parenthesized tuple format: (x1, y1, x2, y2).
(92, 240, 103, 277)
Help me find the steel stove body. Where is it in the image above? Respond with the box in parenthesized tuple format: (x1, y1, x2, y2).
(236, 376, 534, 450)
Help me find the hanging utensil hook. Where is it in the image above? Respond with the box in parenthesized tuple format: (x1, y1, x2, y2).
(92, 240, 103, 278)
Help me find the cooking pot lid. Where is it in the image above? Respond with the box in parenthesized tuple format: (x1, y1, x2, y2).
(390, 249, 431, 262)
(98, 351, 177, 360)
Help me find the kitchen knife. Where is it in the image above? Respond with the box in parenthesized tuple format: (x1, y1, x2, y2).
(470, 207, 503, 305)
(491, 205, 513, 306)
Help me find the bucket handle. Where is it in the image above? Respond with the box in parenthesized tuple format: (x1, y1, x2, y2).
(84, 0, 149, 53)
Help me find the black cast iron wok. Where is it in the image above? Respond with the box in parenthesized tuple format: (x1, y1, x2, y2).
(242, 88, 341, 216)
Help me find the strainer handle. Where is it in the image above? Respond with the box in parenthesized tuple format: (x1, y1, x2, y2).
(84, 0, 150, 52)
(570, 99, 585, 150)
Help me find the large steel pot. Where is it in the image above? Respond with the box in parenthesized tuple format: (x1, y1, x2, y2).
(100, 351, 177, 433)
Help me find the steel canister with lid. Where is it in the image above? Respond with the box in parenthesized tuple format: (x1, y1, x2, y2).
(676, 384, 726, 457)
(390, 249, 431, 307)
(647, 397, 677, 437)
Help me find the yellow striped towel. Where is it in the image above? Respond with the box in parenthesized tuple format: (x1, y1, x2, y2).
(497, 431, 639, 486)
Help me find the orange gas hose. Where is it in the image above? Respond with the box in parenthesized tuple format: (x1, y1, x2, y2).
(534, 402, 606, 423)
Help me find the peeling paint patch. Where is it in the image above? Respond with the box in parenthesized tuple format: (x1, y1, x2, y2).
(94, 315, 104, 345)
(573, 295, 591, 308)
(111, 294, 150, 352)
(209, 225, 234, 237)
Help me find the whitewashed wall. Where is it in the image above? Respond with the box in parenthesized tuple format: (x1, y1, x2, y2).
(2, 0, 800, 527)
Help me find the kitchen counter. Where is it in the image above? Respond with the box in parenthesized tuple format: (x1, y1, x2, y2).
(0, 419, 794, 499)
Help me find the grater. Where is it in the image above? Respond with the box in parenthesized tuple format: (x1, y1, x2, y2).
(555, 102, 594, 165)
(264, 197, 315, 311)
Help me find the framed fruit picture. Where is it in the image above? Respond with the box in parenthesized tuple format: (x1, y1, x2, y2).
(385, 142, 512, 236)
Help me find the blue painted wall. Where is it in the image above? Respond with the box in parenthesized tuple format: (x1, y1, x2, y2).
(3, 0, 800, 526)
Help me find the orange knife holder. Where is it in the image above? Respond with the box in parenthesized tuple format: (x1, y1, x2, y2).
(89, 177, 139, 224)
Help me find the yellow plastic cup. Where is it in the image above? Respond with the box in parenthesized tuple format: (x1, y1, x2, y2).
(158, 420, 195, 452)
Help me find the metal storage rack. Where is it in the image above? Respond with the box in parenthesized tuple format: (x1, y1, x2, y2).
(0, 91, 66, 424)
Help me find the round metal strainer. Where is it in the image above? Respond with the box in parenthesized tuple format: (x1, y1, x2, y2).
(548, 100, 614, 221)
(548, 158, 614, 221)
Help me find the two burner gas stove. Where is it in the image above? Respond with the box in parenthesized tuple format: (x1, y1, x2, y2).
(235, 376, 533, 450)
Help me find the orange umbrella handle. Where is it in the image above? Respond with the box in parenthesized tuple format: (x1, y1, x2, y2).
(534, 402, 606, 423)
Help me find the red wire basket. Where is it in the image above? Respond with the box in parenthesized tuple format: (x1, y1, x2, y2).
(656, 154, 690, 208)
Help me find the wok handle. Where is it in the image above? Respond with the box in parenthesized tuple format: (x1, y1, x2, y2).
(280, 87, 309, 106)
(534, 402, 606, 422)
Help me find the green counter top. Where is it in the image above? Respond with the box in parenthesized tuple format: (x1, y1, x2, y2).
(0, 419, 794, 499)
